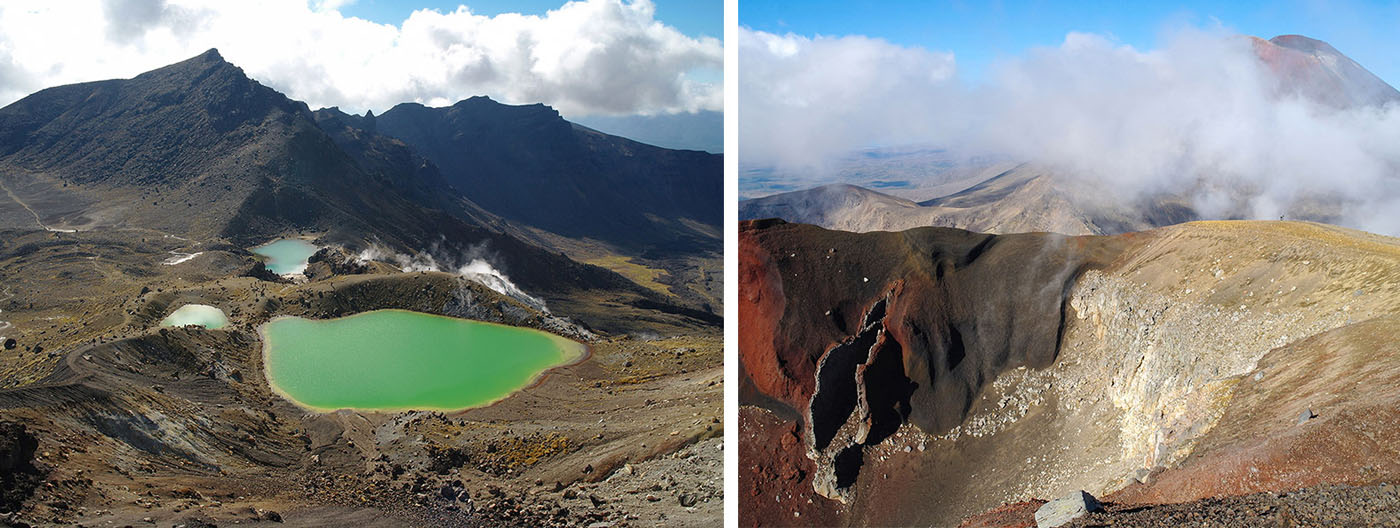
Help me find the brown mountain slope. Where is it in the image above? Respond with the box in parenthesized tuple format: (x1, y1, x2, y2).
(740, 164, 1198, 235)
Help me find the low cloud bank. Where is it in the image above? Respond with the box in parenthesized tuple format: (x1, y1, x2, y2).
(740, 26, 1400, 235)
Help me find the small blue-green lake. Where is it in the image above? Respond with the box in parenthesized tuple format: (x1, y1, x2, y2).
(160, 304, 229, 329)
(261, 310, 586, 412)
(252, 239, 318, 275)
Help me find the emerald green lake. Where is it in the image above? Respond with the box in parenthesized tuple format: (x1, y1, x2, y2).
(261, 310, 585, 412)
(160, 304, 229, 329)
(251, 239, 318, 275)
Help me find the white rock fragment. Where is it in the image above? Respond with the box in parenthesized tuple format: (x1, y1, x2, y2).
(1035, 490, 1101, 528)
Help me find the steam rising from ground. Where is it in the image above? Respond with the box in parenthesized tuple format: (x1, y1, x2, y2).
(357, 243, 548, 313)
(740, 26, 1400, 235)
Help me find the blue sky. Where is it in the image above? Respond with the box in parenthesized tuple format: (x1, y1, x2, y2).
(740, 0, 1400, 87)
(343, 0, 723, 39)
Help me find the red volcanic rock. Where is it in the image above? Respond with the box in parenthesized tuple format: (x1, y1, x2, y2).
(739, 220, 1123, 430)
(1251, 34, 1400, 108)
(738, 219, 812, 412)
(738, 219, 1125, 503)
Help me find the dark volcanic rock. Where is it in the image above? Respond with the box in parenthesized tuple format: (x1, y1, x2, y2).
(302, 247, 369, 280)
(0, 49, 644, 297)
(374, 97, 722, 253)
(0, 421, 44, 513)
(241, 262, 286, 282)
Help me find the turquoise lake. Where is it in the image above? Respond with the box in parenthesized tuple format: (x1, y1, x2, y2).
(252, 239, 319, 275)
(159, 304, 229, 329)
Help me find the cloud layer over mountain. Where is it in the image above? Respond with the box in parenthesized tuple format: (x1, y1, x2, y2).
(740, 26, 1400, 235)
(0, 0, 721, 117)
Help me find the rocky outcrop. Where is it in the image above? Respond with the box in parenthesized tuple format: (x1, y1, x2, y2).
(440, 279, 594, 342)
(0, 421, 44, 513)
(739, 219, 1125, 501)
(302, 247, 371, 280)
(240, 262, 286, 283)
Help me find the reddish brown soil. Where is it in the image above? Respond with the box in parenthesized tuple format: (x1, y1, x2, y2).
(738, 406, 842, 528)
(958, 500, 1044, 528)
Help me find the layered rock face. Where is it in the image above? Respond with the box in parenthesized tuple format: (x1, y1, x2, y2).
(738, 219, 1125, 502)
(740, 219, 1400, 526)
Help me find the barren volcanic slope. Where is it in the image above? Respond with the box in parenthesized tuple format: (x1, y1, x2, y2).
(740, 163, 1198, 236)
(370, 99, 725, 316)
(373, 98, 723, 254)
(739, 219, 1400, 526)
(0, 50, 722, 527)
(1253, 34, 1400, 108)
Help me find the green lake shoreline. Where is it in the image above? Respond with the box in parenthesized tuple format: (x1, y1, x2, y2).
(260, 309, 588, 413)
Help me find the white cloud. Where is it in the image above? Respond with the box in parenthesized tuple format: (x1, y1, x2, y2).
(0, 0, 721, 116)
(740, 26, 1400, 236)
(739, 28, 958, 174)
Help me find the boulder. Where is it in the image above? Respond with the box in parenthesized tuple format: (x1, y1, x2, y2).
(1298, 408, 1317, 424)
(256, 508, 283, 522)
(1034, 490, 1101, 528)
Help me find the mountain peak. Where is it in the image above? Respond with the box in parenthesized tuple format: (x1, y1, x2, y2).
(1252, 33, 1400, 108)
(1268, 35, 1338, 55)
(134, 47, 246, 86)
(196, 48, 225, 62)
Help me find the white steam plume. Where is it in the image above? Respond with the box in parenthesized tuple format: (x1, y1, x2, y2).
(455, 259, 548, 313)
(356, 243, 548, 312)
